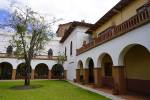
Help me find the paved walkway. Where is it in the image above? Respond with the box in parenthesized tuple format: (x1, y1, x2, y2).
(69, 81, 124, 100)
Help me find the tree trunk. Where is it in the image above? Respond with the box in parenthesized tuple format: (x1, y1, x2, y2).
(24, 63, 31, 86)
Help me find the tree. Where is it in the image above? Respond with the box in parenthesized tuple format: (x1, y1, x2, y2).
(57, 52, 66, 65)
(52, 52, 66, 79)
(9, 7, 54, 85)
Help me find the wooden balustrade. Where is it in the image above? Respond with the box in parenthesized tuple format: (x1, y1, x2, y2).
(114, 9, 150, 34)
(77, 9, 150, 55)
(33, 55, 59, 60)
(0, 53, 16, 58)
(0, 53, 66, 60)
(95, 26, 115, 45)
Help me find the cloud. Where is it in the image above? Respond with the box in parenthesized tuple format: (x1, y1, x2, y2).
(28, 0, 120, 21)
(0, 0, 11, 10)
(0, 0, 120, 31)
(27, 0, 120, 31)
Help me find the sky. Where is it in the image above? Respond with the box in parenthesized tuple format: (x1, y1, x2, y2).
(0, 0, 120, 32)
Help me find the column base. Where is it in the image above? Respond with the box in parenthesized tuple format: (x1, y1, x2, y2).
(94, 68, 102, 88)
(48, 70, 51, 79)
(76, 69, 80, 82)
(64, 70, 67, 79)
(112, 66, 126, 94)
(83, 69, 89, 84)
(31, 70, 34, 80)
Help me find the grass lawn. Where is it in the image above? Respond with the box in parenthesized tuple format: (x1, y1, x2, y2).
(0, 80, 109, 100)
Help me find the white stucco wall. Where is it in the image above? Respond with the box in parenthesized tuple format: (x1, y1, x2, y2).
(0, 58, 57, 70)
(0, 23, 149, 81)
(0, 31, 61, 56)
(0, 32, 60, 71)
(76, 23, 150, 68)
(43, 37, 62, 56)
(0, 32, 13, 53)
(60, 26, 90, 80)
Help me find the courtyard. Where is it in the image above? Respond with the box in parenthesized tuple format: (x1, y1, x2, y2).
(0, 80, 109, 100)
(0, 0, 150, 100)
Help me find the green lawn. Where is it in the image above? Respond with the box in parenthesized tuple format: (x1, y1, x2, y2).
(0, 80, 109, 100)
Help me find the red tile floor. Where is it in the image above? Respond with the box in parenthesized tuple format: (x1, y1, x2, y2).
(83, 84, 150, 100)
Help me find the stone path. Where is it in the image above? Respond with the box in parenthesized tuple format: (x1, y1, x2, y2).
(69, 81, 125, 100)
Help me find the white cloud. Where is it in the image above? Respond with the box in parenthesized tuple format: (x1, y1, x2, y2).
(27, 0, 120, 31)
(0, 0, 120, 31)
(0, 0, 11, 10)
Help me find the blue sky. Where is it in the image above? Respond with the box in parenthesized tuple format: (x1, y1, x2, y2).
(0, 9, 10, 25)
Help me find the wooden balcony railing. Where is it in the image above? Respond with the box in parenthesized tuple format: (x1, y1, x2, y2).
(114, 9, 150, 35)
(33, 55, 60, 60)
(77, 9, 150, 55)
(0, 53, 16, 58)
(0, 53, 67, 60)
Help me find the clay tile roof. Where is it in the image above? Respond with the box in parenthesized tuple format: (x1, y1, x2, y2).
(86, 0, 133, 34)
(56, 22, 72, 34)
(60, 21, 93, 43)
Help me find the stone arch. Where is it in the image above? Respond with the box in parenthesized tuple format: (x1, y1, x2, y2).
(51, 64, 64, 79)
(118, 44, 150, 94)
(100, 53, 114, 88)
(16, 63, 32, 79)
(97, 52, 114, 67)
(31, 61, 50, 70)
(77, 60, 84, 82)
(118, 43, 150, 65)
(34, 63, 49, 79)
(77, 60, 83, 69)
(85, 57, 94, 68)
(85, 57, 95, 83)
(0, 60, 15, 69)
(0, 62, 13, 80)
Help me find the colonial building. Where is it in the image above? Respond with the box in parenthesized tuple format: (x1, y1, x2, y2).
(0, 30, 62, 80)
(0, 0, 150, 96)
(75, 0, 150, 95)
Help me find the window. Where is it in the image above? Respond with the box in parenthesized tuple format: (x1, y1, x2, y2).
(70, 41, 73, 56)
(65, 47, 67, 56)
(48, 48, 53, 56)
(6, 45, 13, 55)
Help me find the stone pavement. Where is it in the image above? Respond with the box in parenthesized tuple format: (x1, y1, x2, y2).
(69, 81, 125, 100)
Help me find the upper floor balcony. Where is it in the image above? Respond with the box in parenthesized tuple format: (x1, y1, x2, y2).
(77, 8, 150, 55)
(0, 53, 67, 61)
